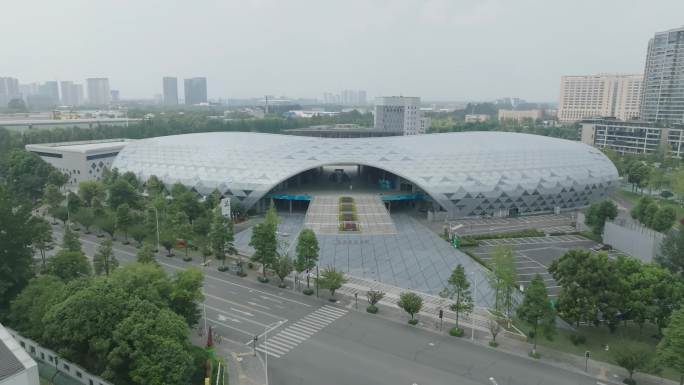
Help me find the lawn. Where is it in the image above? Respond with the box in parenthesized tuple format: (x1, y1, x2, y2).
(615, 189, 684, 220)
(515, 319, 680, 381)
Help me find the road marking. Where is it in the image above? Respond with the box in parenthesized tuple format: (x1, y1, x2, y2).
(247, 305, 349, 358)
(260, 295, 284, 304)
(204, 304, 270, 327)
(204, 293, 286, 321)
(247, 301, 271, 310)
(255, 346, 280, 358)
(230, 308, 254, 317)
(206, 318, 254, 338)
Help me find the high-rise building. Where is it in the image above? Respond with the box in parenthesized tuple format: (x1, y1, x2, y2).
(184, 77, 207, 105)
(640, 26, 684, 125)
(558, 74, 642, 122)
(110, 90, 120, 103)
(163, 77, 178, 105)
(86, 78, 111, 105)
(40, 81, 60, 104)
(60, 81, 84, 106)
(323, 89, 367, 105)
(0, 77, 20, 106)
(374, 96, 425, 135)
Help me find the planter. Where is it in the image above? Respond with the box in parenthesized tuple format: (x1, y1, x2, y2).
(236, 271, 248, 277)
(408, 319, 418, 326)
(278, 283, 287, 288)
(182, 257, 192, 262)
(217, 266, 229, 272)
(257, 276, 269, 283)
(449, 327, 464, 337)
(328, 298, 337, 303)
(528, 351, 541, 359)
(366, 305, 378, 314)
(303, 288, 314, 296)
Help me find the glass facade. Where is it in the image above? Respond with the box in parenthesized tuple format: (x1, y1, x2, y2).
(640, 27, 684, 124)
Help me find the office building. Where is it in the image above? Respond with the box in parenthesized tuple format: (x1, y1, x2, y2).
(374, 96, 425, 135)
(640, 26, 684, 125)
(86, 78, 111, 105)
(184, 77, 207, 105)
(163, 77, 178, 105)
(26, 139, 132, 186)
(40, 81, 60, 104)
(581, 118, 684, 157)
(0, 77, 21, 106)
(59, 81, 84, 106)
(558, 74, 643, 122)
(498, 109, 543, 122)
(0, 323, 39, 385)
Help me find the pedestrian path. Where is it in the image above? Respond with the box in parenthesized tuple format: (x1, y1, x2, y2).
(253, 305, 348, 358)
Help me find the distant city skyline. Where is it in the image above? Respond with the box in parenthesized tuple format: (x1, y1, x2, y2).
(3, 1, 684, 102)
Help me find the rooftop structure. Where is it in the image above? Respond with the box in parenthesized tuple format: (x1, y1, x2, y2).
(112, 131, 618, 218)
(0, 324, 38, 385)
(26, 139, 132, 186)
(284, 124, 401, 138)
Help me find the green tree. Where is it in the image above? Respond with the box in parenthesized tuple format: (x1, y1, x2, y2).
(116, 203, 132, 242)
(274, 254, 294, 288)
(585, 200, 618, 236)
(517, 274, 556, 356)
(439, 264, 473, 329)
(489, 245, 516, 318)
(628, 162, 651, 192)
(110, 263, 173, 309)
(49, 205, 69, 226)
(43, 183, 64, 211)
(0, 187, 37, 312)
(209, 208, 234, 266)
(657, 225, 684, 277)
(73, 207, 96, 233)
(31, 217, 53, 269)
(145, 175, 165, 196)
(96, 211, 117, 239)
(652, 207, 677, 232)
(398, 292, 423, 323)
(169, 267, 204, 326)
(316, 266, 347, 299)
(614, 345, 652, 384)
(366, 290, 385, 313)
(137, 243, 158, 265)
(7, 98, 27, 112)
(62, 226, 82, 253)
(78, 180, 106, 207)
(7, 276, 67, 340)
(47, 250, 91, 281)
(658, 308, 684, 385)
(129, 224, 148, 247)
(295, 228, 319, 289)
(93, 239, 119, 276)
(3, 149, 64, 200)
(160, 229, 176, 257)
(249, 221, 278, 281)
(108, 178, 139, 209)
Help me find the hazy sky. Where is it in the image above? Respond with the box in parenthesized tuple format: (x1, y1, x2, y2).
(3, 0, 684, 102)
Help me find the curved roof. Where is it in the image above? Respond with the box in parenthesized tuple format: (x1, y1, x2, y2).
(112, 131, 618, 212)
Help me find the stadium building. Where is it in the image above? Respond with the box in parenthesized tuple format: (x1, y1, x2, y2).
(112, 131, 618, 219)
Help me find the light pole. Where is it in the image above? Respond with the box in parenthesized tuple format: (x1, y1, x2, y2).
(262, 320, 283, 385)
(469, 271, 478, 341)
(152, 206, 160, 252)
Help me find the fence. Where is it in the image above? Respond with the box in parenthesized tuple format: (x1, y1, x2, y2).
(603, 219, 665, 262)
(6, 327, 113, 385)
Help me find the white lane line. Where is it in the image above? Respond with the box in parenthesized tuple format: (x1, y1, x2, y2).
(299, 317, 329, 328)
(255, 347, 280, 358)
(260, 295, 284, 304)
(287, 324, 317, 335)
(306, 312, 338, 323)
(206, 318, 254, 338)
(247, 301, 271, 310)
(257, 343, 287, 355)
(264, 338, 293, 351)
(204, 304, 269, 327)
(230, 308, 254, 317)
(203, 293, 286, 321)
(283, 327, 313, 338)
(295, 319, 325, 330)
(321, 306, 348, 316)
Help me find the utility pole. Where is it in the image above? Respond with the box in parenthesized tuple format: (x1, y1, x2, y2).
(315, 265, 319, 298)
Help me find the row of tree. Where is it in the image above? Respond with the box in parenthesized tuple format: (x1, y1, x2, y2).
(631, 195, 678, 232)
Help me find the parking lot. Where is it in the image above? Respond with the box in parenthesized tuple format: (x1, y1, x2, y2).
(465, 235, 598, 298)
(448, 213, 577, 236)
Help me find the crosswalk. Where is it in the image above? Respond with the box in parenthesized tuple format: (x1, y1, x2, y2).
(477, 235, 590, 247)
(254, 305, 348, 358)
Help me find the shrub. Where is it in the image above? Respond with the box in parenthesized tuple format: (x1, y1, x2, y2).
(661, 190, 674, 198)
(217, 266, 229, 272)
(236, 271, 248, 277)
(366, 304, 378, 314)
(529, 351, 541, 359)
(623, 379, 636, 385)
(449, 327, 464, 337)
(569, 333, 586, 346)
(303, 288, 314, 296)
(408, 319, 418, 326)
(489, 341, 499, 348)
(257, 276, 269, 283)
(247, 262, 254, 269)
(459, 236, 479, 247)
(182, 257, 192, 262)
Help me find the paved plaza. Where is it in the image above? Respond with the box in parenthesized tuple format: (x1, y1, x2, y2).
(234, 211, 496, 307)
(304, 193, 397, 235)
(465, 235, 599, 297)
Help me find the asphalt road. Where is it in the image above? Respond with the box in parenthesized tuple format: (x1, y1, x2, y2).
(53, 225, 609, 385)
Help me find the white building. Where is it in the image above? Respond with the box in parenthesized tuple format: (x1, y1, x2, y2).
(26, 139, 131, 187)
(0, 324, 38, 385)
(374, 96, 425, 135)
(498, 109, 543, 122)
(558, 74, 642, 122)
(59, 81, 84, 106)
(86, 78, 111, 106)
(464, 114, 491, 123)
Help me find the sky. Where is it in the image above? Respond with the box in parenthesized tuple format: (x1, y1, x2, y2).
(2, 0, 684, 102)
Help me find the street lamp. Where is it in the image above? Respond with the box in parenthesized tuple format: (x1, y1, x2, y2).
(469, 271, 478, 341)
(151, 205, 160, 252)
(260, 320, 283, 385)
